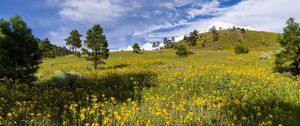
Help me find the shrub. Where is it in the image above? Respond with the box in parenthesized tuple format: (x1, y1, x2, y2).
(234, 45, 249, 54)
(176, 44, 193, 57)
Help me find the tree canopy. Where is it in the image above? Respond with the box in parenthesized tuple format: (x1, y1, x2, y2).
(0, 16, 41, 83)
(132, 43, 141, 53)
(65, 29, 82, 53)
(85, 24, 109, 68)
(274, 18, 300, 75)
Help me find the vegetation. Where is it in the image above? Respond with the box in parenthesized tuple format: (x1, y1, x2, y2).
(234, 44, 250, 54)
(274, 18, 300, 75)
(152, 41, 160, 50)
(65, 29, 82, 53)
(1, 50, 300, 125)
(132, 43, 141, 53)
(210, 26, 219, 42)
(176, 44, 192, 57)
(85, 24, 109, 69)
(39, 38, 54, 58)
(0, 16, 41, 83)
(185, 29, 198, 46)
(39, 38, 72, 58)
(163, 37, 175, 48)
(1, 16, 300, 126)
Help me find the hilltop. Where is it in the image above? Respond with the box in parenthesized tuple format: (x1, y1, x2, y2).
(178, 29, 280, 51)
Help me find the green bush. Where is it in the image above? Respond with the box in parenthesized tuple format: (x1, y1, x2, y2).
(234, 45, 249, 54)
(176, 44, 193, 57)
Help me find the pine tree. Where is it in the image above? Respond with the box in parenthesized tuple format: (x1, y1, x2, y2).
(132, 43, 141, 53)
(187, 30, 198, 46)
(0, 16, 41, 83)
(85, 25, 109, 69)
(65, 29, 82, 53)
(274, 18, 300, 75)
(39, 38, 54, 58)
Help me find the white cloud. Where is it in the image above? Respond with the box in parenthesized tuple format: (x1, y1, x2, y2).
(46, 0, 300, 50)
(187, 0, 221, 18)
(136, 0, 300, 45)
(48, 27, 69, 46)
(59, 0, 133, 23)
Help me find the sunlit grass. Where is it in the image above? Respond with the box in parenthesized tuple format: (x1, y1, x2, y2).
(1, 49, 300, 125)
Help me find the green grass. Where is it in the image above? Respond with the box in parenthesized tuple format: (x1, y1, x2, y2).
(1, 30, 300, 126)
(181, 29, 279, 51)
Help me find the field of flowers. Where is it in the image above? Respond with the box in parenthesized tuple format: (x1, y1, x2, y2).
(1, 50, 300, 125)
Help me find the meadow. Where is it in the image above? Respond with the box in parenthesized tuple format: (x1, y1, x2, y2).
(1, 47, 300, 125)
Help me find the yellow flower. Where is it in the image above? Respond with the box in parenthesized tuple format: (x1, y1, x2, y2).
(92, 123, 100, 126)
(257, 112, 262, 117)
(80, 113, 85, 121)
(7, 113, 12, 118)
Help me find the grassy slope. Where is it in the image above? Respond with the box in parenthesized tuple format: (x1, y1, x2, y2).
(21, 30, 298, 125)
(181, 29, 279, 51)
(34, 49, 300, 125)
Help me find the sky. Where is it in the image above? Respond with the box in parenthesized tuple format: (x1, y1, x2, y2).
(1, 0, 300, 50)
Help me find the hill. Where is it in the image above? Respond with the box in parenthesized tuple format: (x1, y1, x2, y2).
(2, 31, 300, 125)
(179, 29, 279, 51)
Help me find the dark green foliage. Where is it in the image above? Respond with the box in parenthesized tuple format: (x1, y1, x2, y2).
(234, 45, 249, 54)
(176, 44, 193, 57)
(274, 18, 300, 75)
(163, 37, 175, 48)
(65, 29, 82, 52)
(186, 29, 198, 46)
(38, 38, 72, 58)
(85, 24, 109, 69)
(152, 41, 160, 50)
(210, 26, 219, 41)
(241, 28, 246, 33)
(132, 43, 141, 53)
(51, 45, 73, 57)
(39, 38, 54, 58)
(183, 35, 188, 41)
(0, 16, 41, 83)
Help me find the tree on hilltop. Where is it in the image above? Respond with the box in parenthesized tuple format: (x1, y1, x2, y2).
(132, 43, 141, 53)
(65, 29, 82, 53)
(85, 25, 109, 69)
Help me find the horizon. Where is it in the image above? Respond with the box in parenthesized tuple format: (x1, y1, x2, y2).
(1, 0, 300, 50)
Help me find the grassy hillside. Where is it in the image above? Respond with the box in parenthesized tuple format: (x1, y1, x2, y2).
(181, 29, 279, 51)
(1, 48, 299, 125)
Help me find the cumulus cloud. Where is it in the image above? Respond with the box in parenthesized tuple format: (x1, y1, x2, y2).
(187, 0, 221, 18)
(45, 0, 300, 50)
(135, 0, 300, 46)
(59, 0, 135, 23)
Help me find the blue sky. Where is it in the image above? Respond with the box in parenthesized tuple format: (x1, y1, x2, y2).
(1, 0, 300, 50)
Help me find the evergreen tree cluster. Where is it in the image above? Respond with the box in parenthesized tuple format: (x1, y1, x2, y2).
(0, 16, 41, 83)
(184, 29, 198, 46)
(163, 37, 176, 48)
(38, 38, 72, 58)
(152, 41, 160, 50)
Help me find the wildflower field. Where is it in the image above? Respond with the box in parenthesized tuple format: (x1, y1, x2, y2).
(1, 49, 300, 125)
